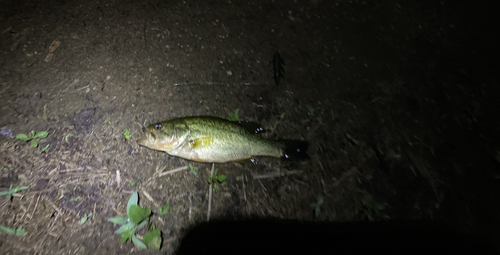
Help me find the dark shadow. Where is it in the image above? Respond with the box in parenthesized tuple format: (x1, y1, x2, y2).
(176, 219, 496, 255)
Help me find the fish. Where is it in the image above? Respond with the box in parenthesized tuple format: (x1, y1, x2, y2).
(137, 116, 307, 163)
(273, 52, 284, 85)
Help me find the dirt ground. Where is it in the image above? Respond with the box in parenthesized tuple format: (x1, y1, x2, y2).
(0, 0, 499, 254)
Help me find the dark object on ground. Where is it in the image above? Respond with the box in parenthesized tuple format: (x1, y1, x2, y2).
(273, 52, 284, 85)
(176, 219, 496, 255)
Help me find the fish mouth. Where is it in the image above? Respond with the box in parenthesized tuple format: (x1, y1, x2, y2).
(136, 128, 156, 146)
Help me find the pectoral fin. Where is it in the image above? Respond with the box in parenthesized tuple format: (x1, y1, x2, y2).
(189, 137, 213, 149)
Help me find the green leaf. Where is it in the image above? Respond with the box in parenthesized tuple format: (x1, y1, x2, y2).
(143, 230, 162, 250)
(217, 175, 227, 183)
(203, 105, 210, 110)
(151, 223, 156, 230)
(29, 130, 35, 138)
(15, 227, 28, 236)
(345, 133, 358, 145)
(16, 134, 30, 141)
(35, 131, 49, 139)
(188, 164, 197, 176)
(120, 227, 135, 243)
(159, 204, 169, 216)
(214, 183, 218, 193)
(0, 225, 28, 236)
(80, 213, 92, 225)
(108, 217, 128, 225)
(104, 117, 110, 124)
(124, 130, 130, 140)
(228, 109, 240, 121)
(132, 235, 147, 249)
(0, 225, 16, 235)
(65, 134, 73, 143)
(115, 222, 135, 234)
(40, 144, 50, 153)
(307, 106, 314, 116)
(127, 192, 138, 216)
(129, 205, 151, 225)
(207, 177, 213, 184)
(280, 113, 285, 119)
(31, 140, 38, 147)
(137, 219, 148, 229)
(130, 181, 136, 186)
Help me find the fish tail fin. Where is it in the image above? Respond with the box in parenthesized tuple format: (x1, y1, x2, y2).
(281, 140, 309, 161)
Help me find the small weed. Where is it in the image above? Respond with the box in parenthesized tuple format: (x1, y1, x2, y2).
(345, 133, 358, 145)
(70, 196, 81, 201)
(16, 130, 48, 148)
(124, 130, 130, 140)
(274, 113, 285, 127)
(360, 201, 386, 221)
(40, 144, 50, 154)
(0, 225, 28, 236)
(228, 109, 240, 121)
(307, 106, 314, 116)
(130, 180, 136, 186)
(208, 168, 227, 193)
(80, 212, 92, 225)
(64, 134, 74, 143)
(159, 203, 169, 216)
(310, 196, 324, 217)
(1, 166, 14, 171)
(0, 184, 29, 201)
(188, 163, 197, 176)
(107, 192, 162, 249)
(203, 105, 210, 110)
(104, 117, 110, 124)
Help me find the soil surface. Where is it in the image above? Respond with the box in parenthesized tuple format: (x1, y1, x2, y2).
(0, 0, 498, 254)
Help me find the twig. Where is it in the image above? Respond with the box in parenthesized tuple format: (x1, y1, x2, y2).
(207, 163, 215, 221)
(141, 190, 160, 208)
(257, 179, 268, 197)
(252, 170, 302, 180)
(333, 167, 358, 187)
(158, 165, 189, 177)
(242, 175, 246, 201)
(30, 195, 40, 220)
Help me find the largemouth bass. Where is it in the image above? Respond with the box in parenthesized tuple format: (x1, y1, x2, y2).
(137, 116, 306, 163)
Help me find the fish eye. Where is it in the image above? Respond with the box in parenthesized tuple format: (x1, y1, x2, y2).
(155, 124, 162, 130)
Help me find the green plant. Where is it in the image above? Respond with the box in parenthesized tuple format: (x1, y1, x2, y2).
(203, 105, 210, 110)
(307, 106, 314, 116)
(64, 134, 74, 143)
(360, 201, 385, 221)
(16, 130, 48, 148)
(188, 163, 197, 176)
(124, 130, 130, 140)
(228, 109, 240, 121)
(104, 117, 110, 124)
(0, 225, 28, 236)
(274, 113, 285, 127)
(310, 196, 324, 217)
(159, 204, 169, 216)
(107, 192, 162, 249)
(345, 133, 358, 145)
(80, 212, 92, 225)
(40, 144, 50, 154)
(207, 168, 226, 193)
(0, 184, 29, 201)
